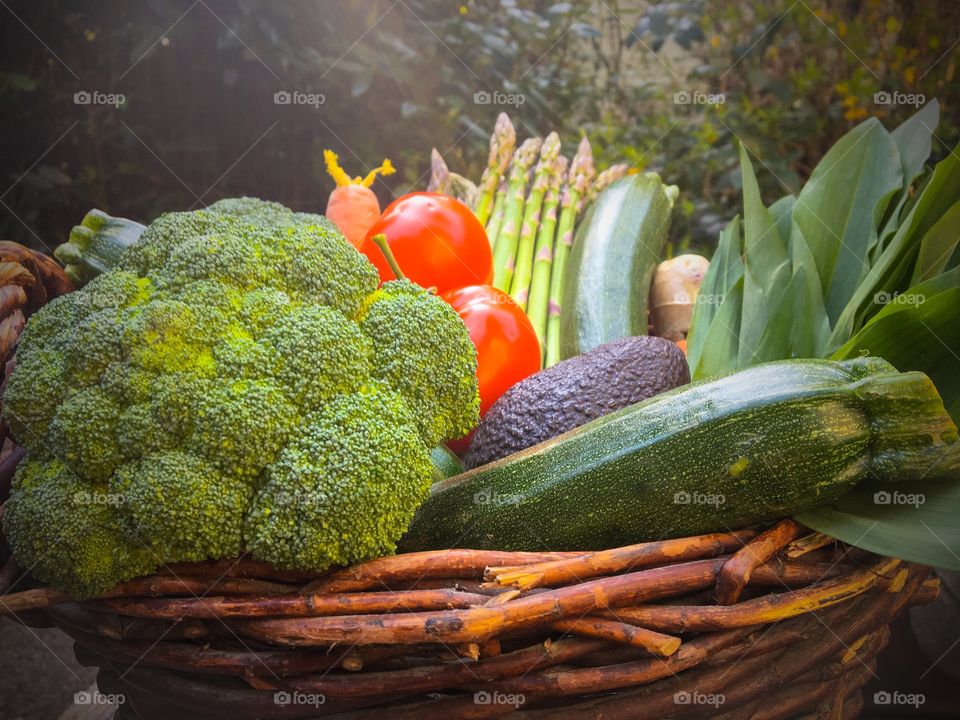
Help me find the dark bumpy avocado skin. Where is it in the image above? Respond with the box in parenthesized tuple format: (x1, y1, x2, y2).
(465, 335, 690, 468)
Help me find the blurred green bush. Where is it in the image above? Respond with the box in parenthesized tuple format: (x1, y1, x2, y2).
(0, 0, 956, 254)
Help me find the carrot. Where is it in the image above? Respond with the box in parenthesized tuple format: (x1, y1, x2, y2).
(323, 150, 395, 248)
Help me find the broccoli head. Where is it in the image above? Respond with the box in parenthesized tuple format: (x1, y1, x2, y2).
(2, 197, 479, 597)
(360, 279, 480, 446)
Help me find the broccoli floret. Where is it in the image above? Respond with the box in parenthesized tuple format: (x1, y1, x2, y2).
(263, 306, 371, 409)
(2, 197, 479, 597)
(116, 403, 176, 459)
(238, 288, 293, 337)
(112, 451, 252, 562)
(48, 388, 123, 481)
(2, 458, 155, 598)
(359, 279, 479, 446)
(2, 347, 67, 445)
(189, 380, 298, 480)
(245, 386, 433, 569)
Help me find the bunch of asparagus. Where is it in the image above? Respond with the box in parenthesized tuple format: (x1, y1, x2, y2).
(438, 113, 628, 367)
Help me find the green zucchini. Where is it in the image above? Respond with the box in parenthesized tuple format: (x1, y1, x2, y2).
(400, 357, 959, 551)
(558, 173, 676, 360)
(430, 445, 464, 483)
(54, 209, 146, 286)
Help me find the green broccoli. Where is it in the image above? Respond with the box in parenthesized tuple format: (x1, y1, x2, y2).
(1, 459, 155, 597)
(2, 197, 479, 597)
(112, 451, 252, 562)
(359, 279, 480, 446)
(245, 385, 432, 569)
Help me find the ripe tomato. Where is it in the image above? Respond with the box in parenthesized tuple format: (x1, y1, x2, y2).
(361, 192, 492, 294)
(442, 285, 541, 419)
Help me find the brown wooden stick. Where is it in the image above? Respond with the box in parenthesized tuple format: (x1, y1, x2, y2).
(551, 617, 680, 656)
(514, 563, 927, 716)
(308, 548, 583, 594)
(715, 519, 807, 605)
(0, 574, 297, 615)
(596, 557, 900, 632)
(160, 557, 322, 583)
(747, 560, 849, 587)
(486, 530, 756, 590)
(787, 531, 837, 559)
(53, 623, 391, 678)
(239, 556, 731, 647)
(283, 636, 608, 699)
(0, 586, 71, 614)
(466, 625, 760, 701)
(103, 575, 296, 598)
(91, 587, 490, 619)
(710, 627, 888, 720)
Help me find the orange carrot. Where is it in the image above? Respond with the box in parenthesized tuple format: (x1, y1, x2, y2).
(324, 150, 395, 248)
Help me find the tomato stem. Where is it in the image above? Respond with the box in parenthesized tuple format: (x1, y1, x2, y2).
(371, 233, 406, 280)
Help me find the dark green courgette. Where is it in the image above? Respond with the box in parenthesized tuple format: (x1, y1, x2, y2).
(54, 209, 146, 286)
(558, 173, 676, 360)
(400, 357, 959, 551)
(430, 445, 464, 482)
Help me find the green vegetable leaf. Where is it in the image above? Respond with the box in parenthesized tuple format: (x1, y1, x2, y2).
(911, 199, 960, 284)
(832, 267, 960, 423)
(688, 215, 742, 373)
(797, 473, 960, 571)
(691, 276, 743, 379)
(738, 143, 789, 368)
(890, 99, 939, 189)
(829, 144, 960, 349)
(789, 223, 831, 357)
(791, 119, 902, 324)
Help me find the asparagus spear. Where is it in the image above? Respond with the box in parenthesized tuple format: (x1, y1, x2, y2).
(475, 113, 516, 225)
(544, 137, 595, 367)
(427, 147, 450, 192)
(492, 137, 542, 290)
(526, 153, 568, 361)
(484, 178, 507, 248)
(591, 163, 629, 199)
(427, 147, 479, 207)
(510, 132, 561, 309)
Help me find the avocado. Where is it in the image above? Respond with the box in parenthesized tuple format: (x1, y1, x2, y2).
(464, 335, 690, 468)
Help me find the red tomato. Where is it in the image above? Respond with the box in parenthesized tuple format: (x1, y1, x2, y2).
(442, 285, 541, 419)
(361, 192, 492, 294)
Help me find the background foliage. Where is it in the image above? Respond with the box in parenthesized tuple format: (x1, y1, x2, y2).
(1, 0, 957, 253)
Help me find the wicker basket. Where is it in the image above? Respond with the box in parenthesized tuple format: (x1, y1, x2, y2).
(1, 520, 937, 719)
